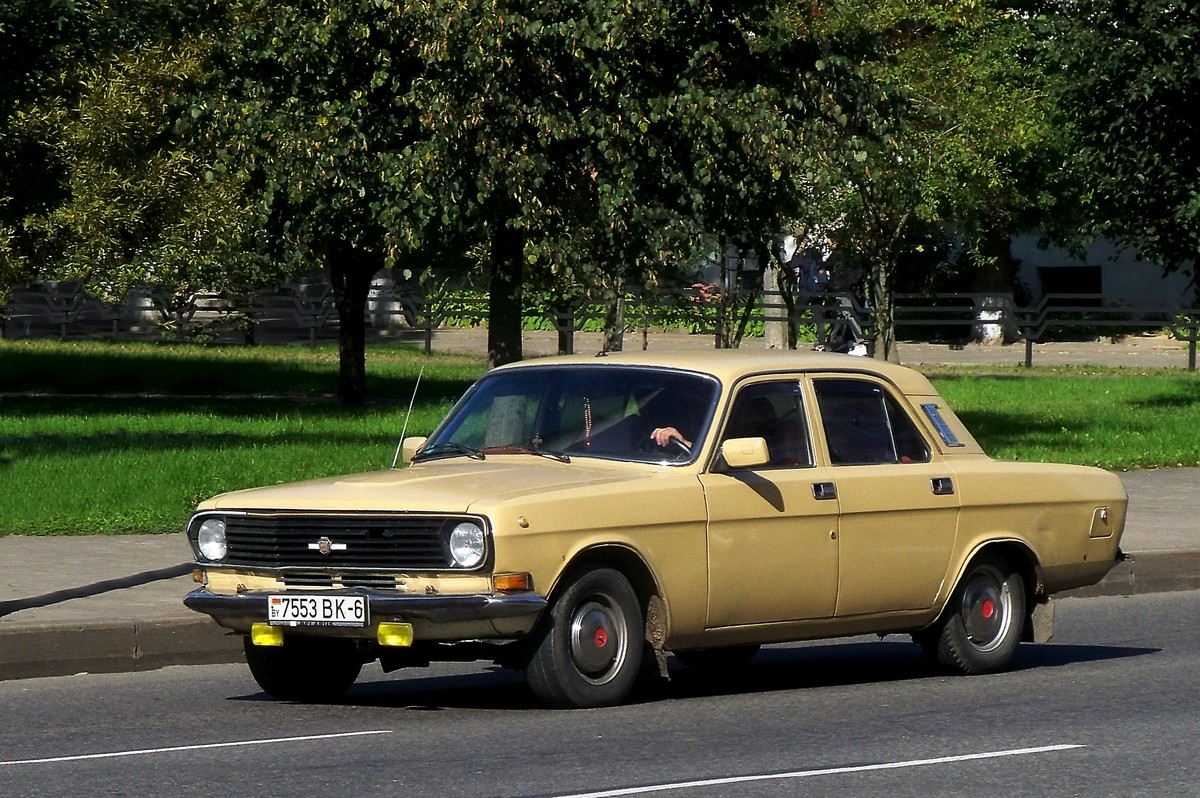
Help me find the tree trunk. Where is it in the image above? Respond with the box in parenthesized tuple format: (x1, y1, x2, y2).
(602, 283, 625, 352)
(329, 243, 381, 405)
(487, 223, 524, 368)
(553, 300, 574, 355)
(763, 263, 788, 350)
(868, 258, 898, 362)
(971, 228, 1019, 345)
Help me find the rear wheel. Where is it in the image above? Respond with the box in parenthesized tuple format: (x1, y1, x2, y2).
(244, 636, 363, 702)
(931, 556, 1026, 675)
(525, 568, 644, 709)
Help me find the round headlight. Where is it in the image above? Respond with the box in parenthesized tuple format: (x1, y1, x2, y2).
(197, 518, 227, 562)
(448, 521, 486, 569)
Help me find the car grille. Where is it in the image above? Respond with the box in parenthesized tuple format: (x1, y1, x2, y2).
(215, 513, 469, 571)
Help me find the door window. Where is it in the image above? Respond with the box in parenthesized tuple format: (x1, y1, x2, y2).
(813, 379, 930, 465)
(722, 381, 812, 467)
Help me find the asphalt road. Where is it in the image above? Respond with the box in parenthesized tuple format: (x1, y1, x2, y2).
(1, 591, 1195, 798)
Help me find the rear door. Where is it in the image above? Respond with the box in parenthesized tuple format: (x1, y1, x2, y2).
(809, 376, 960, 617)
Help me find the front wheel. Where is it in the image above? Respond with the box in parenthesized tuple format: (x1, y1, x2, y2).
(525, 568, 644, 709)
(244, 636, 363, 702)
(931, 557, 1026, 675)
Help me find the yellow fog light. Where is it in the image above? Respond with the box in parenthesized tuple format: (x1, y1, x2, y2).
(377, 623, 414, 647)
(250, 623, 284, 647)
(493, 572, 533, 593)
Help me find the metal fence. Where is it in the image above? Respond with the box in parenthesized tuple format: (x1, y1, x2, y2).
(3, 281, 1198, 369)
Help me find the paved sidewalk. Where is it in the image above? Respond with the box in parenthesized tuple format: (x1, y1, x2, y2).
(1, 466, 1196, 681)
(428, 327, 1198, 369)
(1, 333, 1197, 681)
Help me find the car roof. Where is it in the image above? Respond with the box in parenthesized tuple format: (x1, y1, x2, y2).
(493, 349, 941, 396)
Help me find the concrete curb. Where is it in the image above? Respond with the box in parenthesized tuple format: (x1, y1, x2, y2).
(0, 617, 242, 681)
(1, 551, 1195, 682)
(1063, 550, 1200, 599)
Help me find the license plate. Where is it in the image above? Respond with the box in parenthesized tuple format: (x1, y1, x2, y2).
(267, 594, 368, 627)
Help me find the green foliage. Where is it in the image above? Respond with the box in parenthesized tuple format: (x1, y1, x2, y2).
(1048, 0, 1200, 282)
(800, 1, 1069, 358)
(5, 1, 265, 302)
(397, 0, 833, 357)
(6, 0, 1197, 383)
(196, 0, 425, 265)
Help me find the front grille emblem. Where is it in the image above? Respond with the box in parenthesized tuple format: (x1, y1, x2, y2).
(308, 536, 347, 556)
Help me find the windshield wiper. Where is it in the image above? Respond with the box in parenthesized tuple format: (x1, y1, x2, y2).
(481, 445, 571, 463)
(413, 442, 486, 462)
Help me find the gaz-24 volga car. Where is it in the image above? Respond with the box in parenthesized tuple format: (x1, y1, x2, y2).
(184, 351, 1126, 708)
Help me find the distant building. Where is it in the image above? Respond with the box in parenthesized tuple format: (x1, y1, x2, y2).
(1011, 235, 1195, 307)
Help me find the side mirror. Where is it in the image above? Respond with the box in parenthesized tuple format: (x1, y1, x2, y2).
(720, 437, 770, 469)
(399, 436, 428, 467)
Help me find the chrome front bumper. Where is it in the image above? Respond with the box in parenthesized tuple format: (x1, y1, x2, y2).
(184, 587, 547, 639)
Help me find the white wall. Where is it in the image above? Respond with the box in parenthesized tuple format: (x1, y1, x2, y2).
(1011, 235, 1194, 305)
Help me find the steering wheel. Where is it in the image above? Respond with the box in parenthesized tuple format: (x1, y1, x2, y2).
(665, 437, 691, 458)
(636, 431, 692, 460)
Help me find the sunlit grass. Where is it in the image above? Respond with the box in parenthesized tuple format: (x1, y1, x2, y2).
(929, 368, 1200, 470)
(2, 340, 1198, 535)
(0, 340, 483, 535)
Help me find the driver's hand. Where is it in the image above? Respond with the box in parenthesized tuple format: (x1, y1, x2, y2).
(650, 427, 690, 448)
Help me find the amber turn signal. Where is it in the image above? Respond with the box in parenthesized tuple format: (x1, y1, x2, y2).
(492, 572, 533, 593)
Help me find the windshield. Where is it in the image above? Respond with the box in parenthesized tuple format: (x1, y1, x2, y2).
(418, 365, 719, 464)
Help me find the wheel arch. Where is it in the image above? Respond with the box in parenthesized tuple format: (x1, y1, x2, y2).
(944, 539, 1045, 641)
(549, 544, 670, 676)
(551, 543, 663, 612)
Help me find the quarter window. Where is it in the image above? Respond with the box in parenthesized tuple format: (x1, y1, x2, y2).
(813, 379, 931, 465)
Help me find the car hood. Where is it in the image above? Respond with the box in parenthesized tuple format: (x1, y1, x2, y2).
(196, 457, 656, 515)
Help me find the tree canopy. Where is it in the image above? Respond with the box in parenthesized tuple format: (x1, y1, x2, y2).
(4, 0, 1197, 390)
(1050, 0, 1200, 290)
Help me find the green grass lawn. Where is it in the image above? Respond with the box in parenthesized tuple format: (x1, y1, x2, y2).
(2, 340, 1198, 535)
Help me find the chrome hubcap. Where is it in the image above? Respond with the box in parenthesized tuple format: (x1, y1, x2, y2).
(569, 596, 628, 684)
(961, 568, 1012, 652)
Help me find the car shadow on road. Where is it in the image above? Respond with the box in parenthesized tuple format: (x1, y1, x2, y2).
(657, 639, 1159, 702)
(227, 638, 1159, 711)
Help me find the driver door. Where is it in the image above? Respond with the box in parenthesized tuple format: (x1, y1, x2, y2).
(700, 379, 840, 627)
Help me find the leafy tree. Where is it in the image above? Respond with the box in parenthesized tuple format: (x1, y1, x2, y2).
(400, 0, 829, 364)
(194, 0, 429, 403)
(1050, 0, 1200, 293)
(195, 0, 844, 382)
(0, 0, 90, 292)
(5, 1, 259, 319)
(810, 1, 1068, 358)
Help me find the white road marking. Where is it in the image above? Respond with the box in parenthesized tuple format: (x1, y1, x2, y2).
(546, 744, 1086, 798)
(0, 730, 392, 766)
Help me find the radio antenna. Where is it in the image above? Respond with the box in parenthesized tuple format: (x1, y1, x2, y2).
(391, 365, 424, 469)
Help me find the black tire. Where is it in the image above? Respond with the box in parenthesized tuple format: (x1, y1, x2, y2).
(244, 636, 363, 702)
(673, 644, 760, 672)
(933, 556, 1026, 675)
(525, 568, 644, 709)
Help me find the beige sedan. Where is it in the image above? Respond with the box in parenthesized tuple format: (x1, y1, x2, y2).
(184, 351, 1126, 708)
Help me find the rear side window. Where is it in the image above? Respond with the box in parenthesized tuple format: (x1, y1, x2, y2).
(813, 379, 931, 465)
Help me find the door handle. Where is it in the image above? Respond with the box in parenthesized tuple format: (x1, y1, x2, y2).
(931, 477, 955, 496)
(812, 482, 838, 501)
